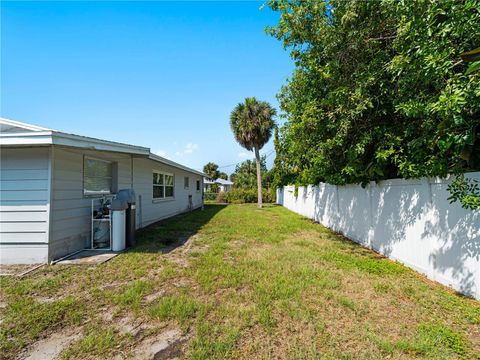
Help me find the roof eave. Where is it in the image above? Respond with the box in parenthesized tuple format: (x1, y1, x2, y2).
(0, 131, 54, 146)
(149, 153, 205, 177)
(51, 132, 150, 155)
(0, 131, 150, 155)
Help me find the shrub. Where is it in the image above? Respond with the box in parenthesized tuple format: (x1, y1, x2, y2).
(224, 188, 276, 204)
(216, 191, 227, 203)
(204, 192, 217, 201)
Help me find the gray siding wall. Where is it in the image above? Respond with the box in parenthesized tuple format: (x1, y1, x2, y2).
(49, 147, 203, 261)
(133, 158, 203, 228)
(0, 147, 50, 264)
(49, 147, 132, 260)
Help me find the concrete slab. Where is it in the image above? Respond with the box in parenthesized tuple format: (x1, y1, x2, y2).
(55, 250, 119, 265)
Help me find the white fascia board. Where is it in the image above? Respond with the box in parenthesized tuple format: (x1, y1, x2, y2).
(0, 131, 149, 155)
(0, 131, 54, 146)
(149, 153, 205, 177)
(0, 117, 53, 132)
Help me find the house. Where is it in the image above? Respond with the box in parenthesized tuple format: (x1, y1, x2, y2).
(0, 118, 204, 264)
(203, 178, 234, 193)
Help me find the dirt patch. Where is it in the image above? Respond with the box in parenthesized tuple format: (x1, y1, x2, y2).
(144, 289, 166, 303)
(0, 264, 43, 277)
(99, 307, 115, 322)
(166, 234, 202, 268)
(36, 296, 62, 304)
(22, 329, 82, 360)
(132, 328, 189, 359)
(116, 316, 145, 338)
(101, 281, 125, 291)
(177, 234, 197, 251)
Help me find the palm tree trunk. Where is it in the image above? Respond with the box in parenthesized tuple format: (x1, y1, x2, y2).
(254, 146, 263, 208)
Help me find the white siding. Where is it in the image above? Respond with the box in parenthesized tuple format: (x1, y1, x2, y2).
(49, 147, 133, 260)
(0, 147, 50, 264)
(49, 148, 203, 260)
(0, 244, 49, 264)
(133, 158, 203, 228)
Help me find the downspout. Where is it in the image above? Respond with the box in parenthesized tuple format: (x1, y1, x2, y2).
(46, 145, 54, 263)
(130, 155, 134, 189)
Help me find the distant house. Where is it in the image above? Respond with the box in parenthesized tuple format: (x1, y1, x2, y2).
(204, 178, 234, 193)
(0, 118, 205, 264)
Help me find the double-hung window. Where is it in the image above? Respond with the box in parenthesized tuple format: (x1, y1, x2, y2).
(153, 171, 174, 199)
(184, 177, 189, 189)
(84, 157, 113, 195)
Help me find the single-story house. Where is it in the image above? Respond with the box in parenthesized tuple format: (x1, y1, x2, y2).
(204, 178, 234, 193)
(0, 118, 204, 264)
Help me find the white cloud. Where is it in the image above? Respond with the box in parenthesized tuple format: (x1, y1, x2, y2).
(238, 151, 250, 159)
(175, 142, 199, 157)
(153, 149, 168, 158)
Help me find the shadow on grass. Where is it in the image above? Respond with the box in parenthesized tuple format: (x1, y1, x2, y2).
(130, 204, 227, 254)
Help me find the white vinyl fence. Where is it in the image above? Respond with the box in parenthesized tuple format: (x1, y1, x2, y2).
(276, 172, 480, 299)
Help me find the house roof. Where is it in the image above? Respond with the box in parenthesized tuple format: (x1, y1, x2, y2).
(203, 177, 234, 185)
(0, 117, 204, 177)
(216, 178, 233, 185)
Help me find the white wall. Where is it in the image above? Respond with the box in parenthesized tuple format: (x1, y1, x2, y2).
(133, 158, 203, 228)
(277, 173, 480, 299)
(0, 147, 51, 264)
(50, 147, 203, 260)
(49, 147, 134, 260)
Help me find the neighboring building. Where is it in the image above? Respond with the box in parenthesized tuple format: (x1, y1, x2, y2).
(204, 178, 234, 193)
(0, 118, 204, 264)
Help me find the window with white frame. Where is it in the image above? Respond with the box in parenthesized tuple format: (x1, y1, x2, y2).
(153, 171, 174, 199)
(196, 179, 201, 191)
(184, 176, 189, 189)
(84, 157, 113, 195)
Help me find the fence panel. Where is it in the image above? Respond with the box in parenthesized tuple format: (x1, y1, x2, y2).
(277, 173, 480, 299)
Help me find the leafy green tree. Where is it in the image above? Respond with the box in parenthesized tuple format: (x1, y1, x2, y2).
(230, 157, 268, 189)
(203, 162, 220, 180)
(267, 0, 480, 210)
(218, 172, 228, 180)
(230, 97, 276, 208)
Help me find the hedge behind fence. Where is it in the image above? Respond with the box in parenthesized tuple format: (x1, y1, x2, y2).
(224, 188, 276, 204)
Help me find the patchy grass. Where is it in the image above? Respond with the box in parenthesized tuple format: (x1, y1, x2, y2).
(149, 293, 204, 324)
(61, 325, 131, 359)
(1, 204, 479, 359)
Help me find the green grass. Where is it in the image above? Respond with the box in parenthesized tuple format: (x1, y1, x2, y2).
(149, 294, 203, 323)
(1, 204, 479, 359)
(61, 325, 131, 359)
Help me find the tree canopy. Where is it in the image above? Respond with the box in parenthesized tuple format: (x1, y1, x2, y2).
(230, 97, 277, 208)
(230, 157, 269, 189)
(203, 162, 220, 180)
(267, 0, 480, 191)
(230, 97, 277, 152)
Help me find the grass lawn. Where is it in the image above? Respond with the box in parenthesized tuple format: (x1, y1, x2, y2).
(1, 204, 479, 359)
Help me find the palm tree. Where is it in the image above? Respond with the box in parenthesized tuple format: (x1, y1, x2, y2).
(230, 97, 276, 208)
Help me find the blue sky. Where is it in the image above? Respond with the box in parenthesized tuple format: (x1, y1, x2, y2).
(1, 1, 292, 173)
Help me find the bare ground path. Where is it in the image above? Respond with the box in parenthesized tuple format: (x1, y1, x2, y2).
(1, 204, 479, 359)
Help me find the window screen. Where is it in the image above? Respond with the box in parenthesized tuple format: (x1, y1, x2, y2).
(84, 157, 113, 194)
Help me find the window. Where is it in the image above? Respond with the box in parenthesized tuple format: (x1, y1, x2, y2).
(184, 176, 189, 189)
(196, 179, 201, 191)
(84, 157, 113, 195)
(153, 171, 174, 199)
